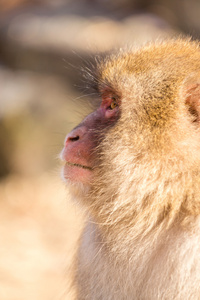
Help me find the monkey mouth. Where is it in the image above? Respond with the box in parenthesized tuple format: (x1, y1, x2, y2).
(65, 161, 92, 170)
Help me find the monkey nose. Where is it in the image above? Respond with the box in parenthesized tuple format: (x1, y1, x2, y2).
(65, 126, 87, 146)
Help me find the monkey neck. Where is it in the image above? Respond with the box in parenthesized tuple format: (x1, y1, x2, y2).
(88, 160, 200, 248)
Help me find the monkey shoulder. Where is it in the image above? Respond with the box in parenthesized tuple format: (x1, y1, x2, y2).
(76, 218, 200, 299)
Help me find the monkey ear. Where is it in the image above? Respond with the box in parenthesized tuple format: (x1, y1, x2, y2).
(182, 75, 200, 123)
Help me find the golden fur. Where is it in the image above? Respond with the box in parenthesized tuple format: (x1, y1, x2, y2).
(69, 39, 200, 299)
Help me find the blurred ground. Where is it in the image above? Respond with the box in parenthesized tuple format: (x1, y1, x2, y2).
(0, 173, 84, 300)
(0, 0, 199, 299)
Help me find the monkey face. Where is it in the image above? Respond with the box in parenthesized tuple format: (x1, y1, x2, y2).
(61, 39, 200, 196)
(60, 89, 120, 185)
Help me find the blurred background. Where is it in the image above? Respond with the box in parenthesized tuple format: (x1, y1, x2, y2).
(0, 0, 199, 299)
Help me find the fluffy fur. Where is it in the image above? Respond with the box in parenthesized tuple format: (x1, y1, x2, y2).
(72, 39, 200, 299)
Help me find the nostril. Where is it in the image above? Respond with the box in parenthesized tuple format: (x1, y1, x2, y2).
(69, 135, 79, 142)
(65, 125, 87, 146)
(65, 134, 80, 146)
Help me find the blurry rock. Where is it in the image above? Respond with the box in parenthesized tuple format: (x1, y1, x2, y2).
(0, 0, 28, 12)
(0, 6, 174, 86)
(180, 0, 200, 38)
(5, 11, 173, 53)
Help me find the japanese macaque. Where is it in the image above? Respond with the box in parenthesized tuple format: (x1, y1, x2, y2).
(60, 39, 200, 299)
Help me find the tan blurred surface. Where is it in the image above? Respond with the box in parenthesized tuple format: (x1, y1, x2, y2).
(0, 173, 83, 300)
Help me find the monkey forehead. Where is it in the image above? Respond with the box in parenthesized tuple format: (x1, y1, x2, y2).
(99, 39, 200, 90)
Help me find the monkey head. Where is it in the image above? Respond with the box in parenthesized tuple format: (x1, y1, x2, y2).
(60, 39, 200, 221)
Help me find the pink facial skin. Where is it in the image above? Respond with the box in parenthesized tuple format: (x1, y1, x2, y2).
(60, 90, 120, 184)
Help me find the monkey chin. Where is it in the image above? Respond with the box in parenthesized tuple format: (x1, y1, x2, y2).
(61, 163, 92, 199)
